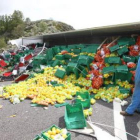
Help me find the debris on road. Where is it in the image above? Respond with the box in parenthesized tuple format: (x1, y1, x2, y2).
(0, 105, 3, 109)
(10, 115, 16, 117)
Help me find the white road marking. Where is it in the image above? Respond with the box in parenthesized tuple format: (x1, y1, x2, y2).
(137, 121, 140, 139)
(113, 100, 128, 140)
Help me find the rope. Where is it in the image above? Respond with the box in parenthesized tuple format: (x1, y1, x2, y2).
(87, 118, 140, 140)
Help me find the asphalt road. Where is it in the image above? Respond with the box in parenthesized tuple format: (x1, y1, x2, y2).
(0, 81, 140, 140)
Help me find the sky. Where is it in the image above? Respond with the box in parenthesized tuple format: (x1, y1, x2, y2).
(0, 0, 140, 29)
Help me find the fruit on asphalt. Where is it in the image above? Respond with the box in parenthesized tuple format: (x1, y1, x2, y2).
(90, 98, 96, 105)
(84, 107, 93, 118)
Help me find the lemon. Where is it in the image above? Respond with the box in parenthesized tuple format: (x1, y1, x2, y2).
(47, 130, 52, 135)
(56, 128, 61, 134)
(50, 135, 54, 139)
(62, 134, 67, 139)
(90, 98, 96, 105)
(52, 130, 56, 135)
(52, 127, 56, 131)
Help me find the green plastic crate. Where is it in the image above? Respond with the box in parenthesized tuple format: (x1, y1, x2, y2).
(68, 44, 77, 49)
(66, 62, 78, 71)
(52, 46, 61, 54)
(60, 45, 67, 50)
(14, 54, 20, 62)
(102, 66, 116, 74)
(72, 55, 79, 60)
(104, 84, 115, 89)
(109, 45, 119, 52)
(33, 69, 44, 74)
(70, 55, 79, 63)
(32, 60, 41, 68)
(104, 57, 109, 63)
(78, 65, 88, 78)
(78, 55, 90, 69)
(34, 55, 47, 64)
(107, 57, 121, 64)
(76, 91, 90, 109)
(118, 37, 135, 46)
(81, 45, 98, 53)
(116, 65, 128, 72)
(66, 63, 79, 79)
(114, 72, 132, 83)
(71, 49, 81, 54)
(55, 55, 64, 60)
(46, 48, 54, 61)
(123, 55, 135, 63)
(33, 135, 45, 140)
(86, 44, 99, 53)
(64, 54, 72, 59)
(47, 60, 55, 66)
(81, 48, 88, 53)
(85, 44, 99, 48)
(81, 67, 88, 78)
(33, 59, 46, 66)
(42, 125, 71, 140)
(52, 60, 60, 67)
(88, 56, 94, 63)
(64, 103, 86, 130)
(62, 48, 71, 52)
(54, 69, 66, 79)
(117, 46, 128, 56)
(76, 44, 85, 48)
(119, 87, 131, 94)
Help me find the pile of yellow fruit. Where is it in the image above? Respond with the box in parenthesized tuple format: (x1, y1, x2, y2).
(2, 67, 83, 106)
(116, 80, 134, 89)
(94, 86, 130, 102)
(66, 74, 92, 87)
(43, 127, 68, 140)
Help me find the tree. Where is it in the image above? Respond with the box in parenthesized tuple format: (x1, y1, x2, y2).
(0, 15, 6, 34)
(38, 21, 47, 32)
(12, 24, 25, 38)
(10, 10, 24, 31)
(25, 17, 31, 24)
(0, 10, 25, 38)
(0, 37, 6, 48)
(32, 25, 38, 35)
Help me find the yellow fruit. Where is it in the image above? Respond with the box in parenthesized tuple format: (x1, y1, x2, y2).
(62, 134, 67, 139)
(90, 98, 96, 105)
(52, 130, 56, 135)
(47, 130, 52, 135)
(56, 129, 61, 134)
(89, 111, 92, 116)
(50, 135, 54, 139)
(46, 133, 50, 138)
(52, 127, 56, 131)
